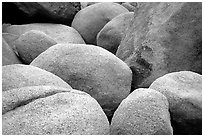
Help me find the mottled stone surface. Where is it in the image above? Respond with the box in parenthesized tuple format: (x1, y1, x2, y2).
(116, 2, 202, 90)
(3, 87, 110, 135)
(71, 2, 129, 45)
(31, 43, 132, 119)
(150, 71, 202, 135)
(2, 64, 72, 91)
(110, 88, 173, 135)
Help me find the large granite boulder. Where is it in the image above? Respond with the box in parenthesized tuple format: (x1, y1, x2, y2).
(97, 12, 134, 54)
(14, 30, 57, 64)
(12, 2, 81, 25)
(30, 43, 132, 119)
(116, 2, 202, 90)
(110, 88, 173, 135)
(3, 23, 85, 44)
(2, 38, 22, 66)
(149, 71, 202, 135)
(71, 2, 129, 45)
(2, 64, 72, 91)
(2, 86, 110, 135)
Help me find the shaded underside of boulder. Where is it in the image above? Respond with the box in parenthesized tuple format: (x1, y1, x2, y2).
(110, 88, 173, 135)
(2, 64, 72, 91)
(149, 71, 202, 135)
(116, 2, 202, 90)
(3, 87, 110, 135)
(5, 2, 81, 25)
(71, 2, 129, 45)
(3, 23, 85, 44)
(30, 43, 132, 120)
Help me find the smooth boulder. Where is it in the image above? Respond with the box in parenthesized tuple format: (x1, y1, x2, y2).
(3, 23, 85, 44)
(2, 64, 72, 91)
(30, 43, 132, 119)
(2, 38, 22, 66)
(14, 30, 57, 64)
(3, 86, 110, 135)
(71, 2, 129, 45)
(97, 12, 134, 54)
(110, 88, 173, 135)
(116, 2, 202, 89)
(149, 71, 202, 135)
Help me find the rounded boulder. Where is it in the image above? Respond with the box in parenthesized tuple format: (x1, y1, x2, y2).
(2, 86, 110, 135)
(3, 23, 85, 44)
(71, 2, 129, 45)
(149, 71, 202, 135)
(110, 88, 173, 135)
(97, 12, 134, 54)
(30, 43, 132, 119)
(14, 30, 57, 64)
(2, 64, 72, 91)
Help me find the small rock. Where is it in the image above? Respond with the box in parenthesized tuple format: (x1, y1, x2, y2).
(110, 88, 173, 135)
(149, 71, 202, 135)
(2, 64, 72, 91)
(71, 2, 129, 45)
(3, 86, 110, 134)
(97, 12, 134, 54)
(30, 43, 132, 119)
(14, 30, 57, 64)
(3, 23, 85, 44)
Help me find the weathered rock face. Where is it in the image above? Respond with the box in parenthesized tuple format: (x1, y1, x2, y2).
(12, 2, 81, 25)
(110, 88, 173, 135)
(116, 2, 202, 90)
(149, 71, 202, 135)
(2, 38, 22, 66)
(3, 86, 110, 135)
(97, 12, 134, 54)
(3, 23, 85, 44)
(30, 44, 132, 119)
(14, 30, 57, 64)
(2, 64, 72, 91)
(121, 2, 137, 12)
(71, 2, 129, 45)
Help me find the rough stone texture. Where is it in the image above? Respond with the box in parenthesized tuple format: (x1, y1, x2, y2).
(80, 2, 98, 9)
(3, 87, 110, 135)
(12, 2, 81, 25)
(110, 88, 173, 135)
(71, 2, 129, 45)
(2, 64, 72, 91)
(14, 30, 57, 64)
(2, 38, 22, 66)
(149, 71, 202, 135)
(30, 43, 132, 119)
(116, 2, 202, 90)
(3, 23, 85, 44)
(97, 12, 134, 54)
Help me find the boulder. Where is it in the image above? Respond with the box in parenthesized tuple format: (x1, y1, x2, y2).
(2, 38, 22, 66)
(14, 30, 57, 64)
(2, 86, 110, 135)
(71, 2, 129, 45)
(2, 33, 19, 55)
(110, 88, 173, 135)
(2, 64, 72, 91)
(30, 43, 132, 119)
(3, 23, 85, 44)
(12, 2, 81, 25)
(149, 71, 202, 135)
(116, 2, 202, 90)
(97, 12, 134, 54)
(80, 2, 98, 9)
